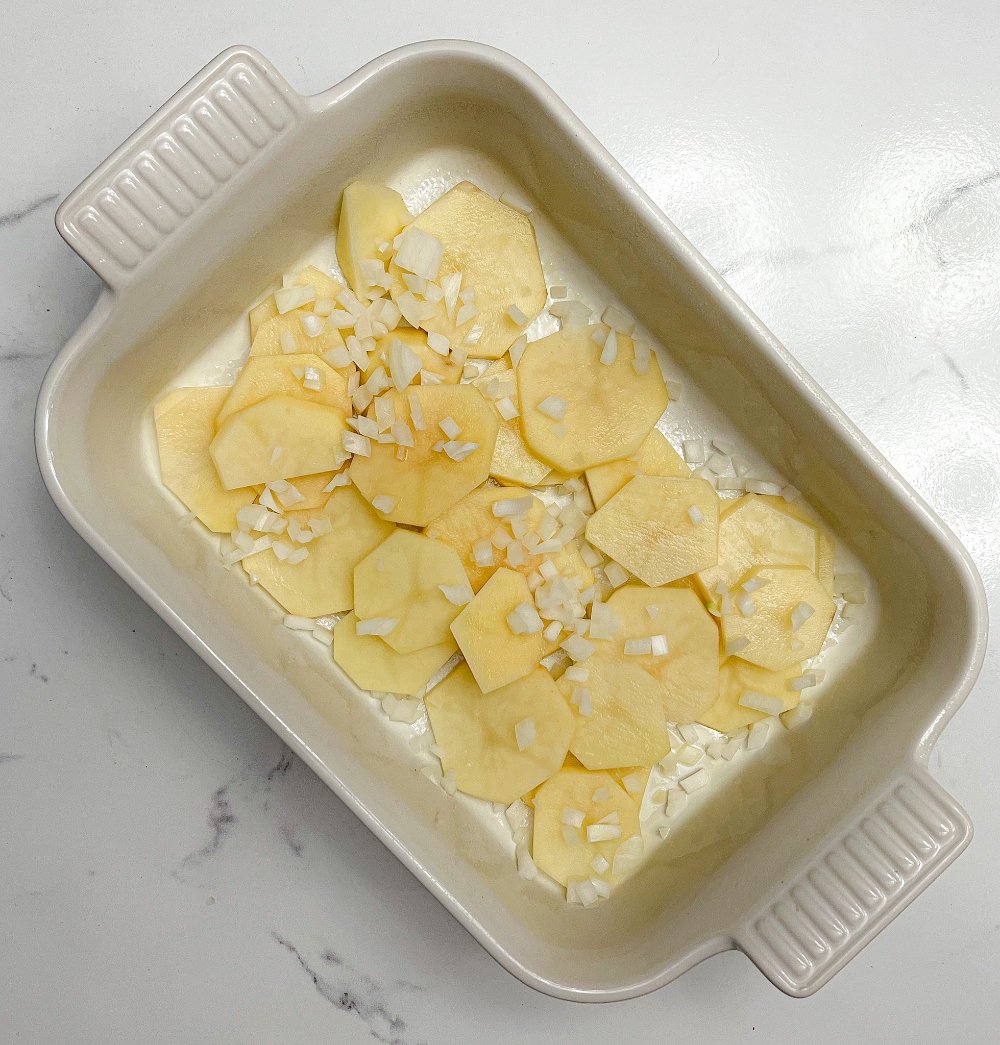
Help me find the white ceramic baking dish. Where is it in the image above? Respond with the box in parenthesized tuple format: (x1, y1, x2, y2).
(36, 42, 987, 1001)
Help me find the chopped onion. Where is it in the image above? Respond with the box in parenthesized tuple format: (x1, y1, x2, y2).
(505, 303, 529, 327)
(579, 543, 602, 568)
(591, 324, 609, 347)
(649, 634, 669, 657)
(645, 604, 660, 619)
(706, 452, 730, 475)
(632, 339, 652, 375)
(783, 703, 814, 730)
(588, 602, 621, 640)
(283, 614, 314, 631)
(716, 477, 744, 492)
(562, 825, 582, 847)
(666, 380, 684, 401)
(279, 330, 297, 355)
(599, 328, 618, 366)
(371, 495, 396, 513)
(328, 309, 355, 329)
(564, 665, 589, 683)
(492, 495, 535, 518)
(394, 227, 444, 280)
(591, 854, 610, 874)
(571, 687, 592, 717)
(687, 504, 703, 526)
(439, 583, 473, 606)
(513, 717, 536, 751)
(543, 621, 562, 642)
(456, 302, 479, 326)
(509, 334, 528, 367)
(601, 305, 635, 334)
(505, 541, 527, 567)
(443, 440, 479, 461)
(439, 415, 461, 439)
(561, 807, 586, 828)
(507, 601, 544, 635)
(472, 539, 495, 567)
(356, 617, 399, 636)
(790, 601, 815, 631)
(736, 593, 756, 618)
(781, 483, 802, 502)
(285, 548, 309, 565)
(322, 472, 351, 492)
(621, 771, 644, 795)
(323, 345, 352, 368)
(495, 396, 519, 420)
(624, 637, 652, 656)
(561, 634, 595, 662)
(712, 437, 735, 455)
(426, 331, 450, 356)
(746, 719, 771, 751)
(275, 284, 316, 313)
(665, 789, 687, 817)
(537, 395, 567, 420)
(342, 431, 372, 458)
(603, 562, 629, 588)
(387, 338, 422, 391)
(682, 438, 706, 464)
(787, 672, 818, 692)
(724, 635, 750, 656)
(586, 824, 621, 842)
(680, 768, 709, 794)
(745, 479, 783, 496)
(739, 691, 785, 716)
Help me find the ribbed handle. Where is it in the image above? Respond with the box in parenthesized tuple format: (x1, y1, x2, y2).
(56, 46, 303, 290)
(736, 766, 971, 996)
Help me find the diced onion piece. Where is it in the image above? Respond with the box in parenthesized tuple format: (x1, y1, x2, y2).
(781, 484, 802, 502)
(601, 305, 635, 334)
(586, 824, 622, 843)
(300, 312, 325, 338)
(513, 717, 536, 751)
(394, 227, 445, 280)
(724, 635, 750, 656)
(682, 439, 705, 464)
(355, 617, 399, 636)
(561, 635, 595, 662)
(717, 477, 743, 492)
(649, 634, 669, 657)
(739, 691, 785, 716)
(275, 284, 316, 313)
(537, 395, 567, 421)
(443, 440, 479, 462)
(279, 330, 297, 355)
(746, 719, 772, 751)
(387, 338, 422, 391)
(679, 768, 710, 794)
(543, 621, 562, 642)
(438, 415, 462, 440)
(456, 302, 479, 326)
(599, 328, 618, 366)
(496, 396, 519, 421)
(342, 431, 372, 458)
(564, 665, 589, 683)
(687, 504, 704, 526)
(439, 582, 474, 606)
(492, 495, 535, 518)
(371, 495, 396, 513)
(324, 345, 352, 369)
(506, 601, 544, 635)
(588, 602, 621, 640)
(783, 704, 814, 729)
(561, 807, 586, 828)
(505, 303, 529, 326)
(645, 604, 660, 619)
(666, 380, 684, 401)
(283, 614, 314, 631)
(706, 452, 730, 475)
(787, 672, 818, 692)
(736, 593, 756, 618)
(591, 324, 609, 347)
(472, 539, 495, 567)
(426, 331, 451, 356)
(509, 334, 528, 367)
(603, 562, 629, 588)
(745, 479, 783, 496)
(571, 687, 592, 717)
(790, 601, 815, 631)
(665, 788, 687, 817)
(591, 854, 610, 874)
(562, 824, 582, 847)
(624, 637, 652, 656)
(285, 548, 309, 565)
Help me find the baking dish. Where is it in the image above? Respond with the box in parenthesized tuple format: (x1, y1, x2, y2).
(35, 41, 986, 1000)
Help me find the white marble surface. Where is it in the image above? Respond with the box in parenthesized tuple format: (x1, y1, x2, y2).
(3, 3, 998, 1041)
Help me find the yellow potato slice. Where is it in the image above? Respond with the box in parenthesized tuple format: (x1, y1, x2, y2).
(450, 568, 559, 693)
(720, 565, 836, 671)
(585, 476, 719, 586)
(248, 312, 346, 360)
(425, 664, 574, 804)
(349, 384, 499, 527)
(241, 486, 392, 616)
(585, 429, 690, 510)
(248, 268, 343, 342)
(333, 611, 457, 697)
(531, 767, 641, 886)
(696, 493, 819, 599)
(353, 530, 469, 654)
(391, 182, 546, 359)
(423, 486, 593, 594)
(769, 495, 837, 595)
(599, 586, 720, 725)
(560, 652, 670, 770)
(610, 765, 652, 803)
(699, 660, 802, 733)
(517, 327, 668, 472)
(336, 182, 412, 298)
(472, 361, 552, 485)
(368, 329, 462, 385)
(210, 395, 348, 490)
(249, 296, 279, 340)
(154, 387, 256, 531)
(216, 353, 349, 426)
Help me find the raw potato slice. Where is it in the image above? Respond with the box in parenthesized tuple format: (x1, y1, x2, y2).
(611, 765, 652, 803)
(295, 264, 343, 302)
(248, 312, 346, 360)
(531, 767, 640, 886)
(210, 395, 348, 489)
(249, 296, 279, 340)
(391, 181, 546, 359)
(517, 327, 668, 472)
(771, 494, 837, 596)
(450, 568, 559, 693)
(585, 476, 719, 587)
(336, 182, 412, 298)
(354, 530, 469, 655)
(155, 387, 256, 531)
(585, 429, 690, 509)
(699, 660, 801, 733)
(560, 653, 670, 770)
(333, 612, 457, 697)
(423, 486, 593, 594)
(370, 329, 462, 385)
(473, 362, 551, 485)
(242, 486, 392, 616)
(349, 384, 499, 527)
(720, 565, 836, 671)
(216, 353, 350, 425)
(253, 471, 339, 512)
(601, 586, 720, 724)
(696, 494, 818, 599)
(425, 664, 574, 803)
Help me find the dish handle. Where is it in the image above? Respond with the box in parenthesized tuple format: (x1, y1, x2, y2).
(735, 765, 971, 997)
(55, 46, 304, 292)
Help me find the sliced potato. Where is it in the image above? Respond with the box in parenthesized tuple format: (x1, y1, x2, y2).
(585, 429, 689, 509)
(720, 565, 836, 671)
(216, 353, 349, 426)
(531, 767, 640, 886)
(699, 660, 801, 733)
(369, 328, 462, 384)
(472, 361, 552, 485)
(560, 652, 670, 770)
(770, 495, 837, 596)
(425, 664, 574, 803)
(517, 327, 668, 472)
(295, 264, 343, 302)
(242, 485, 392, 616)
(349, 384, 499, 527)
(450, 568, 559, 693)
(336, 182, 412, 298)
(249, 296, 279, 340)
(154, 387, 256, 531)
(333, 611, 456, 697)
(249, 312, 346, 360)
(210, 395, 348, 489)
(600, 586, 720, 724)
(585, 476, 719, 586)
(354, 530, 469, 654)
(391, 181, 546, 359)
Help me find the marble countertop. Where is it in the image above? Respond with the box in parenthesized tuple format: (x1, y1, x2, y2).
(3, 3, 998, 1041)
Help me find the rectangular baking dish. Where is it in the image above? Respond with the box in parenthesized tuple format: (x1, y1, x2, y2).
(35, 42, 987, 1001)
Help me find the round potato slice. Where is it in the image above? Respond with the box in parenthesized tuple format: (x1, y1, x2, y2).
(336, 182, 412, 299)
(333, 612, 457, 697)
(720, 565, 836, 671)
(368, 329, 462, 385)
(560, 653, 670, 770)
(242, 485, 392, 616)
(425, 664, 575, 804)
(354, 530, 470, 654)
(585, 476, 719, 587)
(699, 660, 802, 734)
(599, 586, 720, 724)
(472, 361, 552, 486)
(349, 384, 499, 527)
(216, 353, 350, 426)
(517, 327, 668, 472)
(585, 429, 690, 510)
(531, 767, 641, 886)
(248, 313, 346, 360)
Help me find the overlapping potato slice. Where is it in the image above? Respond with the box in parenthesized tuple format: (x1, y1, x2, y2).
(560, 652, 670, 770)
(450, 568, 559, 693)
(210, 395, 348, 489)
(698, 659, 801, 733)
(216, 353, 350, 425)
(349, 384, 499, 526)
(248, 313, 346, 360)
(585, 429, 690, 510)
(368, 329, 462, 384)
(425, 664, 574, 803)
(598, 586, 720, 724)
(720, 565, 836, 671)
(248, 267, 345, 341)
(242, 485, 392, 616)
(336, 182, 412, 298)
(391, 181, 546, 359)
(154, 387, 257, 531)
(517, 327, 668, 472)
(585, 476, 719, 586)
(531, 767, 641, 886)
(354, 530, 469, 654)
(333, 611, 457, 697)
